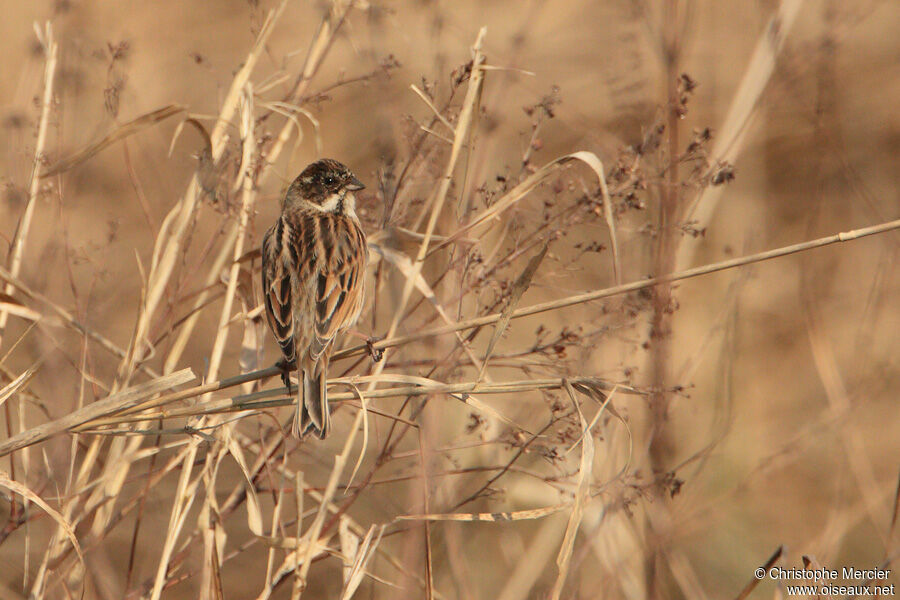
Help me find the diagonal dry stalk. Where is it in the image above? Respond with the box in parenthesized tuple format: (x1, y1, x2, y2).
(295, 399, 367, 595)
(381, 27, 487, 346)
(802, 261, 887, 544)
(477, 242, 547, 381)
(0, 470, 85, 592)
(334, 217, 900, 359)
(199, 82, 263, 600)
(25, 369, 192, 597)
(118, 1, 287, 387)
(0, 369, 194, 456)
(228, 429, 431, 599)
(40, 105, 185, 180)
(152, 80, 262, 600)
(0, 363, 39, 411)
(0, 22, 57, 347)
(676, 0, 806, 270)
(260, 0, 359, 187)
(495, 515, 568, 600)
(370, 243, 487, 375)
(429, 151, 619, 278)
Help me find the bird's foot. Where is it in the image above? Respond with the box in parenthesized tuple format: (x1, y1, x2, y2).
(275, 358, 296, 389)
(366, 338, 384, 363)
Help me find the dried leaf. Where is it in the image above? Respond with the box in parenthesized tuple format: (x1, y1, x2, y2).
(339, 520, 359, 586)
(479, 242, 548, 380)
(40, 104, 184, 178)
(234, 266, 264, 390)
(339, 525, 386, 600)
(223, 432, 264, 536)
(431, 151, 617, 279)
(0, 363, 40, 410)
(371, 242, 485, 371)
(0, 470, 84, 568)
(551, 381, 595, 599)
(339, 383, 369, 493)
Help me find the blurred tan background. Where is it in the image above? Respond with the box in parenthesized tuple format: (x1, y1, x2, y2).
(1, 0, 899, 598)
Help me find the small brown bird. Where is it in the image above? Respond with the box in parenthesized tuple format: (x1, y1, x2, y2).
(261, 159, 367, 438)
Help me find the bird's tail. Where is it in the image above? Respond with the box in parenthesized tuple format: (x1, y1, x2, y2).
(293, 359, 330, 439)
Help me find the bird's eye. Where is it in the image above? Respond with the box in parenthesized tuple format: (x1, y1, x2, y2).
(324, 176, 335, 185)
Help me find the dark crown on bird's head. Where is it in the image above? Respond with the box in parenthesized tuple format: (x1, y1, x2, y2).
(283, 158, 365, 208)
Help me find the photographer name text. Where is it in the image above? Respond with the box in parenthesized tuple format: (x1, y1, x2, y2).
(766, 567, 890, 581)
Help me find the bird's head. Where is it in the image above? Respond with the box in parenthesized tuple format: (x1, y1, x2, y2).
(283, 159, 365, 215)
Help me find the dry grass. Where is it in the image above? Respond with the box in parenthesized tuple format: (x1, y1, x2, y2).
(0, 1, 898, 599)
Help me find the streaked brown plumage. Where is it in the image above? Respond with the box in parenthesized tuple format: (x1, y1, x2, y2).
(261, 159, 367, 438)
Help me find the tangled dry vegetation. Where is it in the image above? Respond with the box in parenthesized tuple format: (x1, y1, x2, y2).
(1, 1, 898, 599)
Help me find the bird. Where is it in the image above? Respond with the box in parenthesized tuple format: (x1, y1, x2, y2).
(261, 159, 367, 438)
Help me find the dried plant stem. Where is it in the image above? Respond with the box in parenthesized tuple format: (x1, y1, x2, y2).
(78, 377, 631, 429)
(646, 4, 686, 593)
(0, 23, 57, 346)
(151, 82, 260, 600)
(803, 272, 886, 542)
(297, 403, 367, 594)
(550, 383, 596, 600)
(163, 226, 238, 374)
(206, 86, 257, 388)
(259, 0, 357, 186)
(0, 369, 194, 456)
(118, 0, 286, 386)
(417, 426, 434, 600)
(1, 219, 895, 460)
(336, 39, 490, 588)
(0, 366, 279, 452)
(337, 218, 900, 358)
(383, 27, 487, 343)
(677, 0, 806, 270)
(203, 83, 259, 600)
(223, 430, 432, 599)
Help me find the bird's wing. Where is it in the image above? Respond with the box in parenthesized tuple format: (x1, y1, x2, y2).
(261, 220, 296, 363)
(311, 218, 366, 360)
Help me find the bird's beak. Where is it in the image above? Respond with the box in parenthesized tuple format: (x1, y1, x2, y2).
(346, 176, 365, 191)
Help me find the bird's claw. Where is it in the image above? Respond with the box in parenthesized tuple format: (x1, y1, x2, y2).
(366, 338, 384, 363)
(275, 358, 296, 389)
